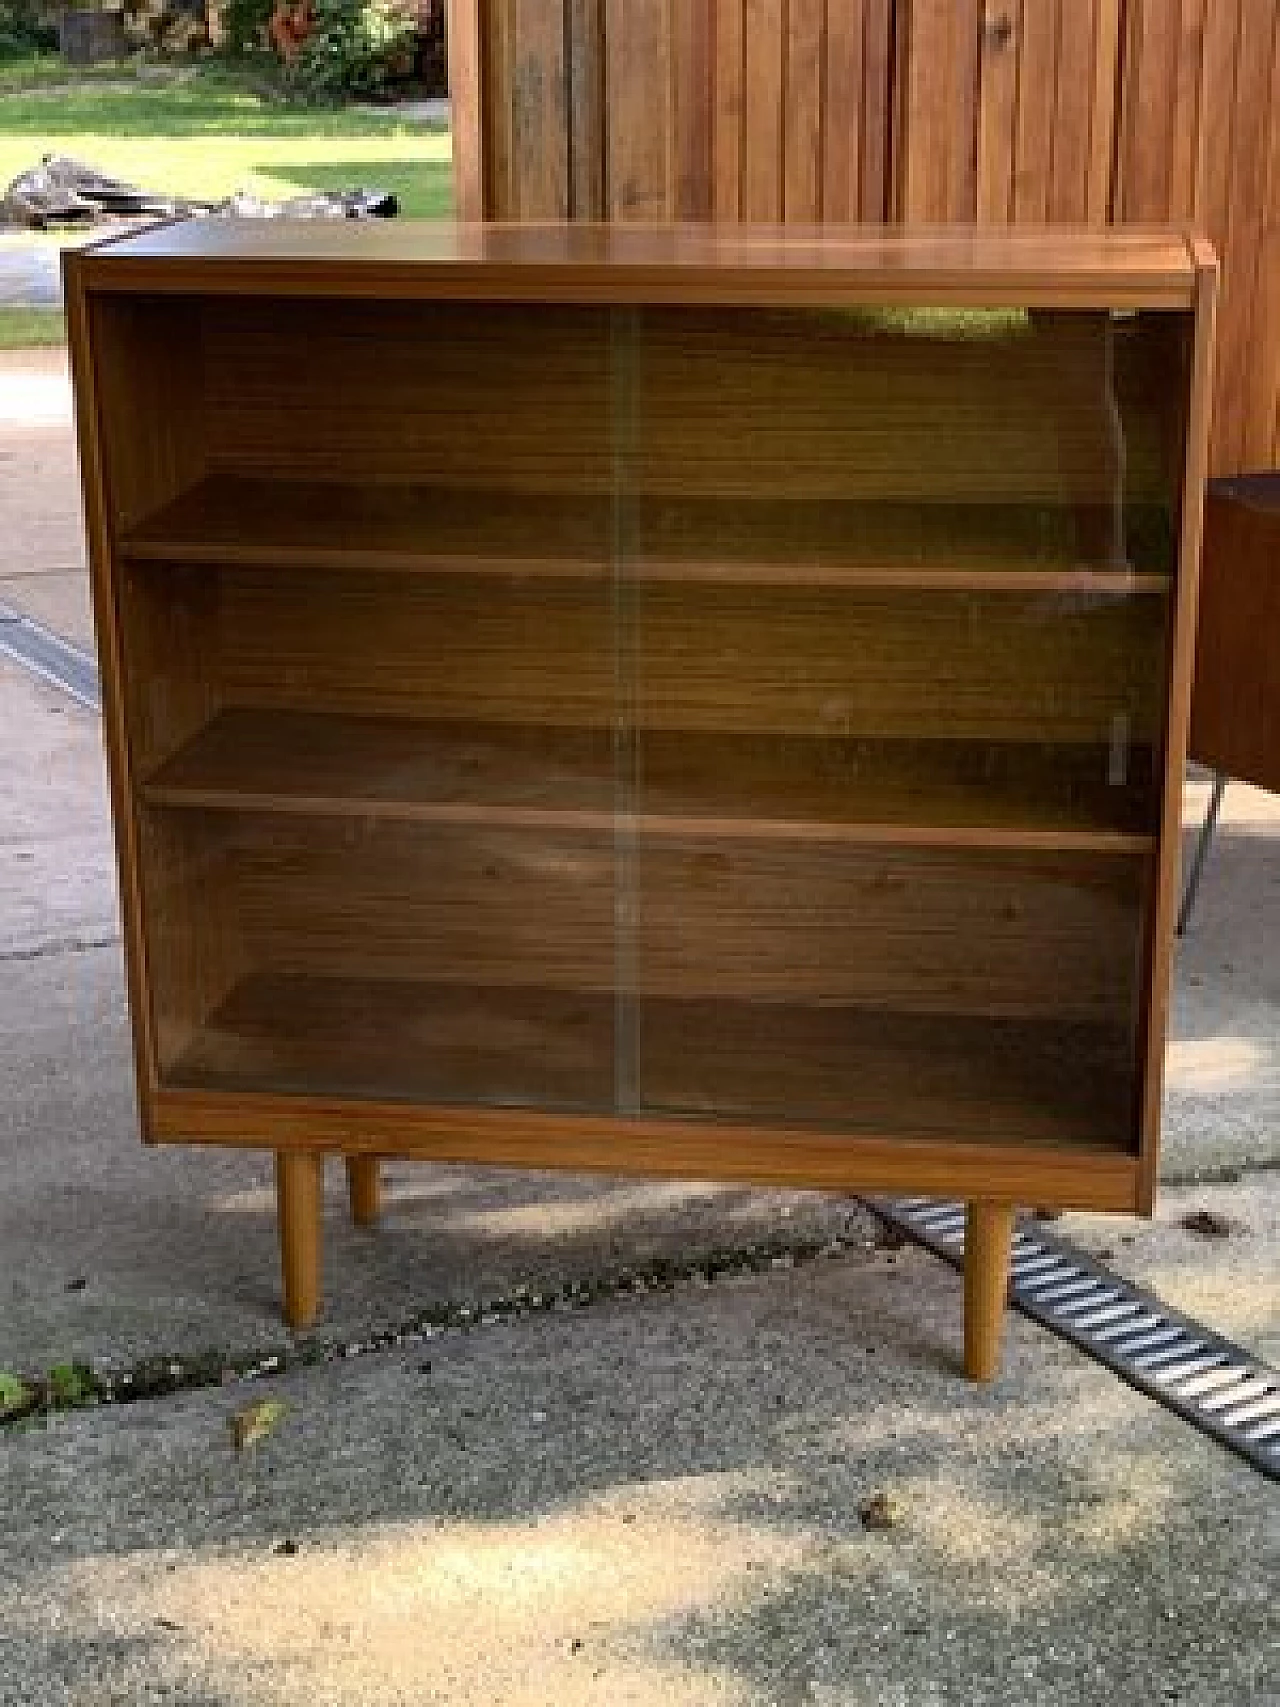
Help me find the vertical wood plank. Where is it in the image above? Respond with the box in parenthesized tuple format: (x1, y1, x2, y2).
(1118, 0, 1179, 218)
(510, 0, 569, 218)
(1012, 0, 1059, 223)
(1167, 0, 1207, 222)
(604, 0, 672, 220)
(859, 0, 894, 219)
(712, 0, 745, 221)
(1256, 17, 1280, 467)
(1215, 0, 1277, 473)
(897, 0, 982, 220)
(567, 0, 605, 219)
(1191, 0, 1239, 233)
(1050, 0, 1100, 223)
(673, 0, 714, 218)
(822, 0, 864, 221)
(1241, 10, 1280, 467)
(950, 0, 983, 219)
(481, 0, 515, 219)
(1086, 0, 1122, 222)
(784, 0, 825, 221)
(1137, 247, 1218, 1208)
(742, 0, 785, 221)
(446, 0, 485, 217)
(1112, 0, 1280, 477)
(977, 0, 1020, 223)
(895, 0, 949, 218)
(62, 277, 169, 1111)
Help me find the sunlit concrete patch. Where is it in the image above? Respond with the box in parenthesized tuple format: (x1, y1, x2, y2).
(0, 350, 87, 576)
(440, 1179, 781, 1241)
(0, 666, 115, 954)
(1182, 774, 1280, 832)
(0, 358, 73, 424)
(1164, 772, 1280, 1179)
(1165, 1034, 1276, 1094)
(208, 1183, 279, 1217)
(51, 1493, 806, 1707)
(1063, 1178, 1280, 1362)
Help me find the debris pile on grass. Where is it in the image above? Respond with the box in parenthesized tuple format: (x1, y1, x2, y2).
(1, 152, 398, 229)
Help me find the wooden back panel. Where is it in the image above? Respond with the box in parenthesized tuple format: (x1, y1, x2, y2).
(628, 307, 1175, 505)
(142, 809, 1144, 1023)
(189, 566, 1171, 746)
(201, 298, 613, 493)
(634, 584, 1169, 744)
(193, 296, 1179, 507)
(87, 295, 208, 530)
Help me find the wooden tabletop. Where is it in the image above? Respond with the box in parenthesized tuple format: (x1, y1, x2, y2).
(66, 219, 1207, 309)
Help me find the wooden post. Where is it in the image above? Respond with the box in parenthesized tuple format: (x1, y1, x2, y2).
(276, 1151, 324, 1329)
(345, 1155, 381, 1227)
(964, 1201, 1015, 1382)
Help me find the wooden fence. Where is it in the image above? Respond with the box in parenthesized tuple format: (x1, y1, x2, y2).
(447, 0, 1280, 477)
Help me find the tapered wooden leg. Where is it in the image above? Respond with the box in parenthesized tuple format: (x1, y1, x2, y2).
(276, 1151, 324, 1330)
(345, 1155, 381, 1226)
(964, 1201, 1016, 1382)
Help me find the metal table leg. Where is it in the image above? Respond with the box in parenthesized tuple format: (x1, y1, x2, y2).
(1176, 772, 1228, 936)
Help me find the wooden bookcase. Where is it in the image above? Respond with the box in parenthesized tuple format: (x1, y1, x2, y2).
(64, 223, 1217, 1379)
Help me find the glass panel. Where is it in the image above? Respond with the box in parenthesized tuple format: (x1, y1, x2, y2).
(123, 294, 1188, 1148)
(617, 304, 1183, 578)
(627, 836, 1143, 1145)
(140, 806, 617, 1111)
(128, 296, 620, 1111)
(617, 305, 1185, 1149)
(134, 553, 618, 1108)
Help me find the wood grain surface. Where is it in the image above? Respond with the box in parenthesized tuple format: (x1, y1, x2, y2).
(68, 221, 1200, 310)
(67, 229, 1211, 1244)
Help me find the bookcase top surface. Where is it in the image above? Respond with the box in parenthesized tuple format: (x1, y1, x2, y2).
(67, 219, 1206, 309)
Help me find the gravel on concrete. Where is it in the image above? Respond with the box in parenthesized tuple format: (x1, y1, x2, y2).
(0, 346, 1277, 1707)
(2, 1203, 1276, 1707)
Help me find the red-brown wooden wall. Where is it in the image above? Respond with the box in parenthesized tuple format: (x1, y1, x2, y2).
(449, 0, 1280, 475)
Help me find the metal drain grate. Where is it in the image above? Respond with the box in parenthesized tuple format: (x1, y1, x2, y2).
(0, 604, 100, 711)
(868, 1196, 1280, 1481)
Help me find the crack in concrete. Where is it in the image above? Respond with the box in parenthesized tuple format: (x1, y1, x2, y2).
(1, 1227, 876, 1428)
(0, 932, 120, 963)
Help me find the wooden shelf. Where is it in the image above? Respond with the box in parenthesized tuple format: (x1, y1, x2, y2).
(140, 710, 1158, 848)
(168, 972, 1135, 1151)
(121, 474, 1174, 588)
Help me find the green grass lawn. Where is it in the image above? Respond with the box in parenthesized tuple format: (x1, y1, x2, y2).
(0, 303, 65, 346)
(0, 59, 453, 219)
(0, 59, 452, 345)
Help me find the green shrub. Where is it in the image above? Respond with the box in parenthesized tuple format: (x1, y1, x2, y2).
(0, 0, 59, 58)
(286, 0, 414, 100)
(218, 0, 274, 54)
